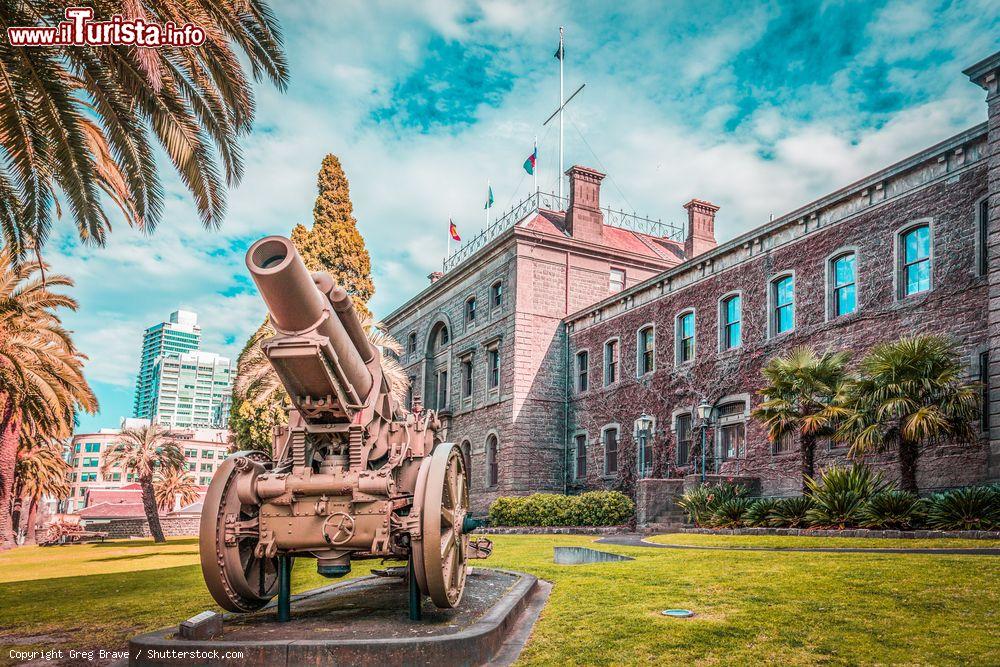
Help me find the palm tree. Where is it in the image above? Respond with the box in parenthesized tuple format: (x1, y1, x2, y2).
(753, 347, 852, 493)
(0, 251, 96, 547)
(101, 423, 185, 542)
(838, 335, 980, 494)
(14, 438, 70, 543)
(154, 467, 200, 513)
(0, 1, 289, 258)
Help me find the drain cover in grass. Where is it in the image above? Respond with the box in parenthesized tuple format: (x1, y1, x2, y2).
(661, 609, 695, 618)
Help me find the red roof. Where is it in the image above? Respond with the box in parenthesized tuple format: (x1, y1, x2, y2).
(78, 485, 209, 519)
(521, 210, 684, 265)
(75, 501, 155, 519)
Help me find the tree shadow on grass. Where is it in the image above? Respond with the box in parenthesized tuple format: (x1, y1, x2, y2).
(89, 551, 199, 563)
(87, 537, 199, 549)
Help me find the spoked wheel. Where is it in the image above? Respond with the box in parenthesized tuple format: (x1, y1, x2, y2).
(199, 450, 279, 612)
(412, 442, 470, 608)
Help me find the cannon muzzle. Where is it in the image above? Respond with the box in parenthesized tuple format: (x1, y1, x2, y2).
(246, 235, 374, 405)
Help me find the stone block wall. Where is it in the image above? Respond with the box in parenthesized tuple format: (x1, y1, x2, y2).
(89, 516, 200, 539)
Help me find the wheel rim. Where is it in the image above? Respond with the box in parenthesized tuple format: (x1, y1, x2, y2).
(413, 443, 469, 608)
(199, 451, 279, 612)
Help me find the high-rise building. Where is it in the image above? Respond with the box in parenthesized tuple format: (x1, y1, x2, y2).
(133, 310, 201, 420)
(132, 310, 233, 429)
(153, 351, 233, 429)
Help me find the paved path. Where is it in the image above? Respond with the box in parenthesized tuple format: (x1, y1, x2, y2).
(596, 534, 1000, 556)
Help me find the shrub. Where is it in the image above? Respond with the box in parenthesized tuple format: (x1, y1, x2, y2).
(677, 482, 749, 527)
(925, 486, 1000, 531)
(487, 491, 634, 527)
(744, 498, 781, 527)
(769, 496, 815, 528)
(710, 497, 755, 528)
(805, 464, 889, 528)
(859, 490, 926, 530)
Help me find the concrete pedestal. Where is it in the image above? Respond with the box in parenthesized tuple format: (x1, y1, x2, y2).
(129, 568, 548, 667)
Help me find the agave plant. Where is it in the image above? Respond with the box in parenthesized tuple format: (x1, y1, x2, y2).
(925, 486, 1000, 531)
(859, 490, 926, 530)
(804, 465, 889, 528)
(677, 482, 748, 527)
(769, 496, 815, 528)
(744, 498, 781, 527)
(710, 497, 755, 528)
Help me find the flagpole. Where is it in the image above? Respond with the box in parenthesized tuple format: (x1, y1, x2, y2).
(533, 135, 538, 195)
(447, 216, 452, 258)
(486, 178, 490, 227)
(558, 26, 564, 202)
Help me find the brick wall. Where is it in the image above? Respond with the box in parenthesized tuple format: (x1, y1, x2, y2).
(568, 149, 993, 496)
(89, 516, 200, 539)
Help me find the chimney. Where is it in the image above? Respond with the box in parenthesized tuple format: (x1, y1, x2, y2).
(428, 271, 444, 283)
(683, 199, 719, 259)
(564, 165, 606, 243)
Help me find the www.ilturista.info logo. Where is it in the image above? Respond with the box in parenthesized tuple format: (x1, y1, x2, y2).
(6, 7, 205, 47)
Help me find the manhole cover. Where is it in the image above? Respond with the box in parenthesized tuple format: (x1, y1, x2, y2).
(661, 609, 694, 618)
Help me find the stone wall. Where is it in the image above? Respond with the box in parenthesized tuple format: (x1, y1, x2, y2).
(568, 144, 993, 496)
(635, 478, 685, 527)
(88, 517, 200, 539)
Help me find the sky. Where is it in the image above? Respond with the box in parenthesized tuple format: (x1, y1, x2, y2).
(51, 0, 1000, 432)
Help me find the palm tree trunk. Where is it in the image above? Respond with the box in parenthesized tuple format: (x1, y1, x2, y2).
(0, 395, 21, 549)
(139, 473, 166, 543)
(899, 439, 919, 494)
(800, 433, 816, 494)
(24, 498, 38, 544)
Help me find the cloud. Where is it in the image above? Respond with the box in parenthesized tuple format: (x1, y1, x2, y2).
(50, 0, 998, 431)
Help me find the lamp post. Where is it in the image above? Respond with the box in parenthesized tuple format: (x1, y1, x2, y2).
(636, 412, 654, 478)
(696, 399, 714, 483)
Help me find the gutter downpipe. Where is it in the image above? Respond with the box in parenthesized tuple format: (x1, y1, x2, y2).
(563, 321, 570, 495)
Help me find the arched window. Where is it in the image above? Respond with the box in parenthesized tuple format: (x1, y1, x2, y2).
(575, 350, 589, 392)
(636, 325, 655, 376)
(603, 338, 619, 385)
(675, 310, 695, 364)
(490, 281, 503, 310)
(486, 434, 499, 487)
(573, 433, 587, 479)
(407, 332, 417, 354)
(899, 223, 931, 297)
(978, 198, 990, 277)
(460, 440, 472, 489)
(602, 425, 619, 476)
(465, 296, 477, 327)
(770, 274, 794, 336)
(829, 252, 857, 318)
(720, 294, 741, 351)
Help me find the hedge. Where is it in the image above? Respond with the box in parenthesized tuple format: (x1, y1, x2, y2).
(488, 491, 634, 527)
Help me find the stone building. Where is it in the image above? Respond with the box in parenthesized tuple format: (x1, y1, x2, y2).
(384, 51, 1000, 512)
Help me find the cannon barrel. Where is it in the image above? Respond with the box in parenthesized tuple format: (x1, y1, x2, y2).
(246, 236, 373, 400)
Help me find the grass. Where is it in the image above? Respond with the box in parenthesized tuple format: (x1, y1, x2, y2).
(1, 534, 998, 665)
(645, 533, 1000, 550)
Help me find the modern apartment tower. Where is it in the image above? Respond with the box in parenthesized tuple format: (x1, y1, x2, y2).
(131, 310, 233, 429)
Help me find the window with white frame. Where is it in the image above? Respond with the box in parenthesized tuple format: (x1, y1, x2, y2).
(602, 426, 619, 476)
(609, 268, 626, 294)
(637, 326, 655, 375)
(604, 338, 618, 385)
(720, 294, 741, 351)
(675, 413, 692, 465)
(770, 275, 794, 336)
(830, 252, 857, 318)
(900, 224, 931, 296)
(676, 310, 695, 364)
(574, 433, 587, 479)
(716, 400, 747, 460)
(576, 350, 589, 392)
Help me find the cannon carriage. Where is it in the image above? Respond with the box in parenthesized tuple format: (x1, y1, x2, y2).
(200, 236, 490, 617)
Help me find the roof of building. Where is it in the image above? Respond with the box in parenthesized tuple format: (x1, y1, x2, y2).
(77, 485, 209, 519)
(522, 210, 685, 264)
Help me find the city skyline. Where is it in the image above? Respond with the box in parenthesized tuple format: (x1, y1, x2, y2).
(59, 1, 1000, 431)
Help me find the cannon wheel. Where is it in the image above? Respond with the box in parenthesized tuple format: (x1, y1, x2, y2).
(200, 450, 279, 612)
(412, 442, 469, 608)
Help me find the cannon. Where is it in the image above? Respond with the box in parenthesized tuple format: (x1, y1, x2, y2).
(200, 236, 491, 619)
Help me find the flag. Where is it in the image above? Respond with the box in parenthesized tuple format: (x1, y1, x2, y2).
(449, 218, 461, 242)
(484, 185, 494, 209)
(554, 42, 563, 61)
(523, 147, 537, 175)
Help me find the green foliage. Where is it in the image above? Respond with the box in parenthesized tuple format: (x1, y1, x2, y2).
(677, 482, 749, 527)
(744, 498, 781, 527)
(805, 465, 888, 528)
(487, 491, 634, 527)
(925, 486, 1000, 531)
(860, 490, 926, 530)
(769, 496, 815, 528)
(710, 497, 755, 528)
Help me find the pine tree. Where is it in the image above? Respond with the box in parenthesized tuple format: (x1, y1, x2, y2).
(230, 154, 375, 452)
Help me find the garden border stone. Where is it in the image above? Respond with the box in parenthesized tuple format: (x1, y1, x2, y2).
(672, 527, 1000, 540)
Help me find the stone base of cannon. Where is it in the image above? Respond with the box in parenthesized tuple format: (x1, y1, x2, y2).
(128, 568, 549, 667)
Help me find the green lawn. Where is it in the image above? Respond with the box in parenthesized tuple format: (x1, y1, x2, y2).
(1, 534, 997, 665)
(645, 533, 1000, 550)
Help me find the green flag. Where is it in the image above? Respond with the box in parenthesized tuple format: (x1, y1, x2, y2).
(484, 184, 494, 209)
